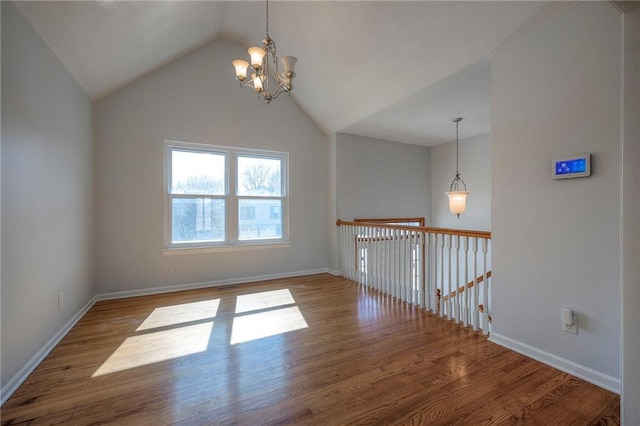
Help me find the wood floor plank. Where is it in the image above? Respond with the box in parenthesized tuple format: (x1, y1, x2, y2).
(1, 274, 619, 425)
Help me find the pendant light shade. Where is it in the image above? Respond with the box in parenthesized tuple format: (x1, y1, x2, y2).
(445, 117, 468, 218)
(447, 191, 468, 216)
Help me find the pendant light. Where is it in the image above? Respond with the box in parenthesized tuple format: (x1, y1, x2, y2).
(446, 117, 468, 218)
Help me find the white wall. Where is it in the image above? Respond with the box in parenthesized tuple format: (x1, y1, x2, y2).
(95, 38, 328, 293)
(622, 7, 640, 423)
(335, 133, 430, 224)
(1, 1, 94, 390)
(491, 2, 621, 388)
(430, 133, 491, 231)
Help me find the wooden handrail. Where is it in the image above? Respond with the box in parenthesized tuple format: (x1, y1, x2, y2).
(436, 272, 492, 322)
(336, 219, 491, 239)
(442, 271, 492, 302)
(354, 217, 426, 227)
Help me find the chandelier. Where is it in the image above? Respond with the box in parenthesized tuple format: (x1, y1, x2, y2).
(231, 0, 297, 104)
(446, 117, 468, 218)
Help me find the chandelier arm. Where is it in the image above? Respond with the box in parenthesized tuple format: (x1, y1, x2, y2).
(269, 88, 285, 100)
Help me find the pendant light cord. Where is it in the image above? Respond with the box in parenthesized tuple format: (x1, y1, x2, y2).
(455, 119, 459, 176)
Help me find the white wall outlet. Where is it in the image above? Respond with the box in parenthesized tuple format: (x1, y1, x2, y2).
(283, 256, 289, 264)
(58, 292, 63, 309)
(562, 307, 578, 334)
(165, 267, 173, 277)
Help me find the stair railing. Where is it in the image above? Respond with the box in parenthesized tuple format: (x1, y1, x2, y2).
(336, 220, 492, 334)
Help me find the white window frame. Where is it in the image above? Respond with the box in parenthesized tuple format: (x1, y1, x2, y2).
(163, 140, 290, 255)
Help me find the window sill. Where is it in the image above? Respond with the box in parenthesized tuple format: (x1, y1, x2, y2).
(161, 241, 291, 256)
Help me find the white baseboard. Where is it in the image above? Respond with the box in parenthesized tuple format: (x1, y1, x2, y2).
(327, 268, 341, 276)
(489, 332, 620, 394)
(96, 268, 330, 301)
(1, 296, 97, 406)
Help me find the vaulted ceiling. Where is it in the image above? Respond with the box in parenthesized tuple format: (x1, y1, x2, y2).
(15, 1, 578, 146)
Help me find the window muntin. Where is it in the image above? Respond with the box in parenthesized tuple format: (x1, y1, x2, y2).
(166, 142, 288, 248)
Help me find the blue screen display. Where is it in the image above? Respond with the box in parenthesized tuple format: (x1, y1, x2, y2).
(555, 158, 586, 175)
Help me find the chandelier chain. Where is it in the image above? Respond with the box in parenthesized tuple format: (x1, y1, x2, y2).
(265, 0, 270, 37)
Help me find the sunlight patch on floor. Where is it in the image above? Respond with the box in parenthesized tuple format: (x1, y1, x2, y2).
(235, 289, 296, 314)
(136, 299, 220, 331)
(92, 322, 214, 377)
(230, 306, 308, 344)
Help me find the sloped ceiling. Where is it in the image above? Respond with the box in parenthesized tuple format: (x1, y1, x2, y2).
(14, 1, 577, 146)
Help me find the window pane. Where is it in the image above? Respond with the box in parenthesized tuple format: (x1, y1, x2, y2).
(171, 150, 225, 195)
(172, 198, 225, 243)
(238, 199, 282, 240)
(237, 156, 282, 196)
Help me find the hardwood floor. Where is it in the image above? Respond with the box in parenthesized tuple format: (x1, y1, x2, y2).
(1, 274, 619, 425)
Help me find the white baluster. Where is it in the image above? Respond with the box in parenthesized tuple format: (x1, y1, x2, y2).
(422, 232, 429, 310)
(429, 232, 437, 313)
(414, 232, 421, 307)
(338, 225, 342, 276)
(438, 234, 445, 317)
(463, 236, 470, 327)
(346, 225, 352, 281)
(382, 228, 391, 294)
(408, 231, 413, 303)
(402, 229, 409, 303)
(351, 225, 357, 282)
(355, 225, 361, 285)
(362, 226, 371, 287)
(392, 228, 398, 299)
(482, 238, 489, 335)
(402, 229, 412, 305)
(399, 229, 404, 302)
(396, 228, 401, 300)
(446, 234, 453, 320)
(472, 237, 479, 331)
(362, 226, 367, 287)
(454, 235, 460, 323)
(374, 228, 382, 290)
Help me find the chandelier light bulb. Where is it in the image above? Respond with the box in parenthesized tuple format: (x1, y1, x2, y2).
(252, 74, 263, 91)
